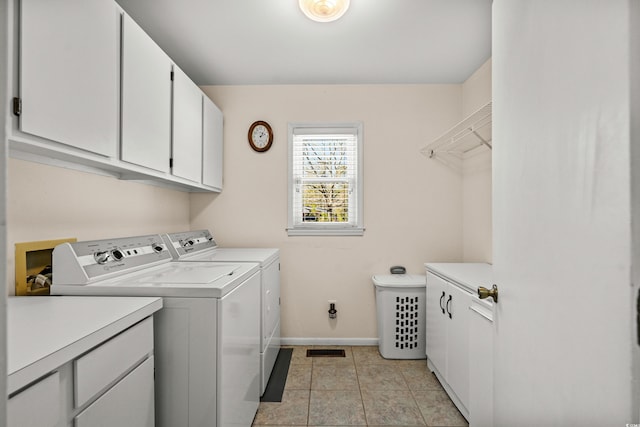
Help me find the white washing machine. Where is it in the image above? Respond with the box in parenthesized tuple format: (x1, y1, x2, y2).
(51, 234, 261, 427)
(162, 229, 280, 395)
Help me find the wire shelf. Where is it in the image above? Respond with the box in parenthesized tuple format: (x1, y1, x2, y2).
(421, 102, 492, 172)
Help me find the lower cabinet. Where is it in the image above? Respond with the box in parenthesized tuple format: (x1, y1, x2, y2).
(74, 316, 155, 426)
(8, 372, 61, 427)
(425, 271, 472, 417)
(75, 356, 154, 427)
(8, 317, 155, 427)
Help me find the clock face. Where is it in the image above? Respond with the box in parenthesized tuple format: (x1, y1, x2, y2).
(248, 121, 273, 152)
(251, 125, 269, 148)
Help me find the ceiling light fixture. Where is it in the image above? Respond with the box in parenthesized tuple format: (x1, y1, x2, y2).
(299, 0, 350, 22)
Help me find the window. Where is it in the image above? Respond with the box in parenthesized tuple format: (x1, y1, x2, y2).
(287, 122, 364, 236)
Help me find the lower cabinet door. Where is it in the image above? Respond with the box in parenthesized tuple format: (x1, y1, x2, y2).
(8, 371, 60, 427)
(446, 283, 472, 410)
(75, 356, 154, 427)
(425, 272, 448, 374)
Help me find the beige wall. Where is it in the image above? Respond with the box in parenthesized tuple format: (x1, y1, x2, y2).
(191, 84, 464, 342)
(5, 70, 491, 341)
(462, 59, 492, 117)
(6, 158, 190, 294)
(461, 59, 492, 263)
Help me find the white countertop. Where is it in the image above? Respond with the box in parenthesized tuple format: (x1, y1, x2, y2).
(8, 296, 162, 394)
(425, 263, 493, 293)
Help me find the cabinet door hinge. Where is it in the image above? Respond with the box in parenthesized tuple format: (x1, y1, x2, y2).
(12, 97, 21, 116)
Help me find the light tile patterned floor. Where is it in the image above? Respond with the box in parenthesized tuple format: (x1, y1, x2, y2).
(252, 346, 468, 427)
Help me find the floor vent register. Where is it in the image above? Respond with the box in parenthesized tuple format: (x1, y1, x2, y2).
(306, 349, 346, 357)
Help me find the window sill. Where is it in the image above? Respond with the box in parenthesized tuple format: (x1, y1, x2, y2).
(286, 227, 365, 237)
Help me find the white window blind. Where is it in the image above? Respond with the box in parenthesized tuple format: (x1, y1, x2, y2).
(288, 123, 364, 236)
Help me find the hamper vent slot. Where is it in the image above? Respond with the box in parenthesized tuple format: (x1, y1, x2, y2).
(306, 349, 346, 357)
(394, 296, 420, 349)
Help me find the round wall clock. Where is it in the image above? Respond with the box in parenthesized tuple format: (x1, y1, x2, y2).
(248, 121, 273, 152)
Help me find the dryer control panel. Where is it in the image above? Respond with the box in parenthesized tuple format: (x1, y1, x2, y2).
(53, 234, 171, 284)
(163, 230, 218, 259)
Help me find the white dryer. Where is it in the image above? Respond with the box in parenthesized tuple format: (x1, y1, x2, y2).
(51, 234, 261, 427)
(162, 229, 280, 395)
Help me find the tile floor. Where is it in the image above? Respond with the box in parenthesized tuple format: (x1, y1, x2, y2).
(252, 346, 468, 427)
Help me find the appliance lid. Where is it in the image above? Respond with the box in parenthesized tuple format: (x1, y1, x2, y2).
(53, 261, 260, 298)
(139, 264, 237, 284)
(185, 247, 279, 265)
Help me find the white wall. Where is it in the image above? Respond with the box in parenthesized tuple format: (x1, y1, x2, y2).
(6, 158, 191, 294)
(4, 79, 491, 343)
(191, 84, 464, 342)
(462, 59, 492, 263)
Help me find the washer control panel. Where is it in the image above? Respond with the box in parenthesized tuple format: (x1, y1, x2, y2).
(53, 234, 172, 283)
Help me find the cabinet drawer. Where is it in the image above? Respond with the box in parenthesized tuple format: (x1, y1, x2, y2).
(75, 356, 155, 427)
(75, 317, 153, 407)
(8, 371, 60, 427)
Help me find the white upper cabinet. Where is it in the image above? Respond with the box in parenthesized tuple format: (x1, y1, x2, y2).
(202, 96, 224, 190)
(172, 66, 203, 182)
(121, 13, 171, 173)
(11, 1, 223, 192)
(20, 0, 119, 157)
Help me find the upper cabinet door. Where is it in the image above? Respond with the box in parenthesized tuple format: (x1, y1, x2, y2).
(172, 67, 203, 183)
(20, 0, 119, 157)
(202, 96, 223, 190)
(121, 14, 171, 173)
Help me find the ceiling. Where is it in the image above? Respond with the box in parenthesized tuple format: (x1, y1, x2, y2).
(115, 0, 492, 86)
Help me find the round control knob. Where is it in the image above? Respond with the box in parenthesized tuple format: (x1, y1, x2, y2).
(111, 249, 124, 261)
(152, 244, 164, 253)
(94, 251, 110, 264)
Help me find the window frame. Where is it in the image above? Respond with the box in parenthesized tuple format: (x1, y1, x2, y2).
(287, 122, 364, 236)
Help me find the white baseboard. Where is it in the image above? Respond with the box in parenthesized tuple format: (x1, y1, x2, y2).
(280, 337, 379, 346)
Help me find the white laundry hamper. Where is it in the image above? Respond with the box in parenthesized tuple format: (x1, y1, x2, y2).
(373, 274, 426, 359)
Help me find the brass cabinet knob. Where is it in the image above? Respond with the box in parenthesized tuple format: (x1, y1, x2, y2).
(477, 284, 499, 303)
